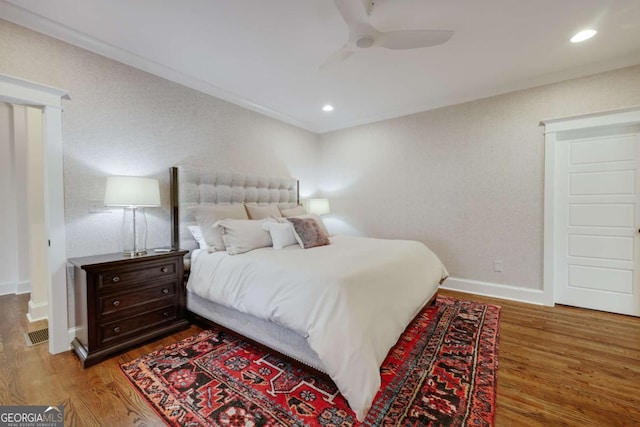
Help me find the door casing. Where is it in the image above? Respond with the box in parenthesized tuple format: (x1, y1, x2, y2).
(542, 106, 640, 312)
(0, 73, 70, 353)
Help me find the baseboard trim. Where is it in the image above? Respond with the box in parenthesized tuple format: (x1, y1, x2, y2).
(68, 327, 79, 350)
(27, 299, 48, 322)
(0, 280, 32, 295)
(441, 277, 546, 306)
(16, 280, 31, 294)
(0, 282, 15, 296)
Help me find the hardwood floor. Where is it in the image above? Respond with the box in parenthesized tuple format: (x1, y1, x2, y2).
(1, 290, 639, 426)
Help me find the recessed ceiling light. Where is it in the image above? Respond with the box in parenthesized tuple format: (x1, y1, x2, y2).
(570, 29, 597, 43)
(322, 104, 334, 112)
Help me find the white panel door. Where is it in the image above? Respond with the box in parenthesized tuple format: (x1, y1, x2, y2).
(555, 126, 640, 315)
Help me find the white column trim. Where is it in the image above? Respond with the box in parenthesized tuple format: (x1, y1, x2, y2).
(0, 72, 70, 354)
(0, 74, 69, 106)
(27, 299, 48, 322)
(43, 105, 69, 354)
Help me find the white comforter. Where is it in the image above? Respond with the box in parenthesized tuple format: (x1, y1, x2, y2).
(187, 235, 448, 421)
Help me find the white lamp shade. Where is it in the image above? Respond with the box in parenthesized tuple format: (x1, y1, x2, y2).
(104, 176, 161, 207)
(308, 198, 330, 216)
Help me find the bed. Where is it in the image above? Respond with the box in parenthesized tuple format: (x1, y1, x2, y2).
(169, 166, 449, 421)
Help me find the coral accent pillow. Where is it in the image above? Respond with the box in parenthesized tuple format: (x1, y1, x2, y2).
(287, 217, 330, 249)
(280, 213, 330, 237)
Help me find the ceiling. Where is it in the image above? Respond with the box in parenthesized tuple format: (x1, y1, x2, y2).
(2, 0, 640, 133)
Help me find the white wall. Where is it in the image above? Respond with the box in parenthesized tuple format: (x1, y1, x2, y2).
(0, 19, 319, 259)
(318, 65, 640, 302)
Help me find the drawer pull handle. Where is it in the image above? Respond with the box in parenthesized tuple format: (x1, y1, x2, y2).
(163, 311, 169, 317)
(161, 267, 168, 273)
(112, 276, 120, 283)
(162, 288, 169, 294)
(113, 326, 121, 334)
(112, 300, 121, 307)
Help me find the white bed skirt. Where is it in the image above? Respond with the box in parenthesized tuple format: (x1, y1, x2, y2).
(186, 290, 326, 373)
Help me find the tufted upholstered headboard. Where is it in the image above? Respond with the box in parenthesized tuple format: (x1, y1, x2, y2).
(170, 166, 299, 255)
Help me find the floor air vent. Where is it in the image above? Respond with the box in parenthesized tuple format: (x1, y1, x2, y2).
(24, 328, 49, 347)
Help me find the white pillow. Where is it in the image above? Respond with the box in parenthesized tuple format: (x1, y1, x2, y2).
(278, 213, 330, 237)
(244, 204, 283, 220)
(191, 204, 249, 251)
(280, 205, 307, 217)
(262, 221, 297, 250)
(187, 225, 207, 250)
(217, 218, 274, 255)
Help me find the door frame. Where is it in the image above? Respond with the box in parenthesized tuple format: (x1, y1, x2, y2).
(0, 73, 70, 354)
(541, 106, 640, 307)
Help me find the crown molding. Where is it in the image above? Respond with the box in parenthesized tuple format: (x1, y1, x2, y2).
(0, 1, 320, 133)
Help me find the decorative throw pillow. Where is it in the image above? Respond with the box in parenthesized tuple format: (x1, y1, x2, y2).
(191, 204, 249, 251)
(287, 217, 330, 249)
(244, 204, 283, 220)
(217, 218, 274, 255)
(280, 213, 330, 237)
(280, 205, 307, 217)
(187, 225, 207, 250)
(262, 221, 298, 250)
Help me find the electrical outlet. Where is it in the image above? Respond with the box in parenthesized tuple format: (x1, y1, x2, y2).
(493, 261, 503, 272)
(88, 199, 111, 213)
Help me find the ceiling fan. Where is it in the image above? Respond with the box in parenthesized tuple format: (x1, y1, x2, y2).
(320, 0, 454, 69)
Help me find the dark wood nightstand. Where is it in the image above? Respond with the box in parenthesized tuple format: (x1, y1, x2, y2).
(68, 250, 190, 368)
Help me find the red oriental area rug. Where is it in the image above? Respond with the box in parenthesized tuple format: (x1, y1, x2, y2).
(121, 296, 500, 426)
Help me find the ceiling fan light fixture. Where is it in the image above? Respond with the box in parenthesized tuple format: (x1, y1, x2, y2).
(355, 36, 375, 49)
(322, 104, 334, 112)
(320, 0, 455, 69)
(570, 29, 597, 43)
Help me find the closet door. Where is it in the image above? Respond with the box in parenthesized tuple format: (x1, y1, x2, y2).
(552, 123, 640, 316)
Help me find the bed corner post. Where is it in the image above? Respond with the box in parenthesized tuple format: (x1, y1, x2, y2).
(170, 167, 179, 251)
(297, 180, 300, 205)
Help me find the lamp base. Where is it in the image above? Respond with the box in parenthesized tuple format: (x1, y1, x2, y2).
(121, 206, 149, 258)
(122, 249, 148, 257)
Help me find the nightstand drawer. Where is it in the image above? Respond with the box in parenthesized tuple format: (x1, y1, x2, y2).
(69, 250, 189, 367)
(99, 282, 178, 316)
(98, 260, 179, 289)
(99, 304, 178, 346)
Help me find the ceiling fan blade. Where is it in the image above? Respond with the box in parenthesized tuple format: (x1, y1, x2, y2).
(334, 0, 371, 34)
(376, 30, 454, 49)
(319, 45, 354, 70)
(365, 0, 375, 16)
